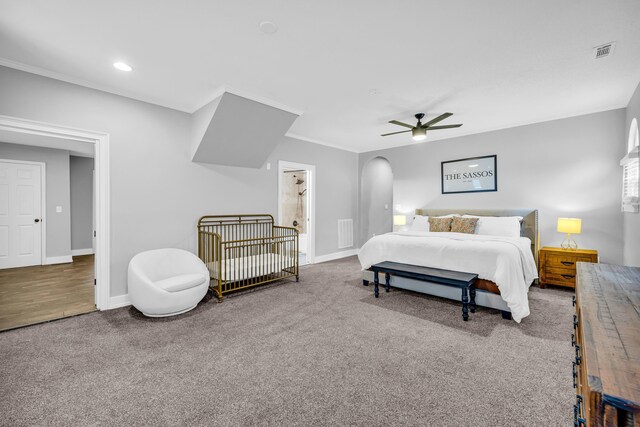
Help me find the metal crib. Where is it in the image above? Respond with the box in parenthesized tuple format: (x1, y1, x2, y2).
(197, 214, 299, 302)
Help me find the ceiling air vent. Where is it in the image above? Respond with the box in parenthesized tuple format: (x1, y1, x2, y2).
(594, 42, 615, 59)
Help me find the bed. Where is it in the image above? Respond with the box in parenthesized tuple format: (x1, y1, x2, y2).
(198, 214, 298, 302)
(359, 209, 539, 322)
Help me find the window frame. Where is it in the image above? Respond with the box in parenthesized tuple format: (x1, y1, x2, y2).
(621, 118, 639, 213)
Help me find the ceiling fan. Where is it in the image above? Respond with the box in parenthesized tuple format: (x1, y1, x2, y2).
(381, 112, 462, 141)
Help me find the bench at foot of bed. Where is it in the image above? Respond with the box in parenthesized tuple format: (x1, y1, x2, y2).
(369, 261, 478, 321)
(362, 278, 513, 320)
(363, 269, 513, 320)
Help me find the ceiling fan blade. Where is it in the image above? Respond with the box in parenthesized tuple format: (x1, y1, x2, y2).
(389, 120, 414, 129)
(381, 130, 412, 136)
(421, 112, 453, 128)
(426, 124, 463, 130)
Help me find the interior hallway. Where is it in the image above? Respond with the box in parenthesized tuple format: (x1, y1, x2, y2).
(0, 255, 95, 331)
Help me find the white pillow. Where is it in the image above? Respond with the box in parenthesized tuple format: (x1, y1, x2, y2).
(410, 215, 430, 232)
(463, 215, 522, 238)
(410, 214, 461, 232)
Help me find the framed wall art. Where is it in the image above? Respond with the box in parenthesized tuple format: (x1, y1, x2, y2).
(441, 155, 497, 194)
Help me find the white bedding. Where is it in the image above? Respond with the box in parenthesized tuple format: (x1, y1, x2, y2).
(357, 231, 538, 322)
(207, 253, 295, 282)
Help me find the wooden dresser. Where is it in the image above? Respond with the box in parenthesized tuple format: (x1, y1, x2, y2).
(539, 247, 598, 288)
(573, 263, 640, 426)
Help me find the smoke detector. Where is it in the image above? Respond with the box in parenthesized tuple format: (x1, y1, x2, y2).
(259, 21, 278, 35)
(593, 42, 616, 59)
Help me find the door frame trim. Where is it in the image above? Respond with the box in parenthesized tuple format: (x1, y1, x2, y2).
(0, 115, 111, 310)
(278, 160, 316, 264)
(0, 159, 46, 266)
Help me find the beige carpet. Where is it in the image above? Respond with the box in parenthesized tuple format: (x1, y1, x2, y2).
(0, 256, 573, 426)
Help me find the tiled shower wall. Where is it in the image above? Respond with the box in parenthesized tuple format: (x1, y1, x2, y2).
(281, 170, 307, 234)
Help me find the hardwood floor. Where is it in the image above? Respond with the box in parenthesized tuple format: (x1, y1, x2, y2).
(0, 255, 95, 331)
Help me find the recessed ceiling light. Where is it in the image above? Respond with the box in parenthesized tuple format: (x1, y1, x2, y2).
(113, 62, 133, 72)
(259, 21, 278, 35)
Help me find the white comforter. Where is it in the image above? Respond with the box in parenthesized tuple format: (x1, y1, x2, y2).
(358, 231, 538, 323)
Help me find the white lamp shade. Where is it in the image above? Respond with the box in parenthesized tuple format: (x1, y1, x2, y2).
(412, 127, 427, 141)
(557, 218, 582, 234)
(393, 215, 407, 226)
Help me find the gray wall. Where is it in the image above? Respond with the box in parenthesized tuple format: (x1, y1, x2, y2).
(70, 156, 94, 251)
(359, 109, 626, 264)
(624, 80, 640, 266)
(0, 141, 71, 258)
(360, 157, 393, 243)
(0, 66, 358, 297)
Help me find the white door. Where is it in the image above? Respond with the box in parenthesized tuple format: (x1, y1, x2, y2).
(0, 161, 43, 269)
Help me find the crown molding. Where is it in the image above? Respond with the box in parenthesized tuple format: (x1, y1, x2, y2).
(0, 57, 192, 112)
(285, 132, 360, 153)
(0, 58, 363, 154)
(0, 58, 305, 117)
(190, 85, 304, 116)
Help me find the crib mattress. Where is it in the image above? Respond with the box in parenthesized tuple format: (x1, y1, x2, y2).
(207, 253, 295, 282)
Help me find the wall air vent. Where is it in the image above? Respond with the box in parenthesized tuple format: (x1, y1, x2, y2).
(594, 42, 615, 59)
(338, 219, 353, 249)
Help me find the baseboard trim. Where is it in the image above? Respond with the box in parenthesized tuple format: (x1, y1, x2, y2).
(108, 294, 131, 310)
(313, 249, 358, 264)
(105, 250, 358, 308)
(71, 248, 94, 256)
(44, 255, 73, 265)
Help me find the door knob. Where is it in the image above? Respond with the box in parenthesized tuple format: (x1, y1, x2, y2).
(34, 218, 40, 223)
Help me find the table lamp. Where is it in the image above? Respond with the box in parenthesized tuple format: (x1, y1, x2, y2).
(557, 218, 581, 250)
(393, 215, 407, 229)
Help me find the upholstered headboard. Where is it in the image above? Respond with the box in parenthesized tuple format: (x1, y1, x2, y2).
(414, 208, 540, 267)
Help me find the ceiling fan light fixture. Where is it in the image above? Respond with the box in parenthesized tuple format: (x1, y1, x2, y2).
(412, 127, 427, 141)
(382, 112, 461, 141)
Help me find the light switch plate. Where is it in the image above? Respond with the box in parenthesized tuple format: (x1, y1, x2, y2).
(56, 206, 62, 213)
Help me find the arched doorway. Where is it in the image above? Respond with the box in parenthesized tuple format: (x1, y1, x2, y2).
(360, 156, 393, 244)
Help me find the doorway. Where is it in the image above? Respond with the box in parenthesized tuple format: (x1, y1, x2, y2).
(278, 161, 315, 265)
(0, 147, 96, 330)
(0, 115, 110, 330)
(360, 156, 393, 244)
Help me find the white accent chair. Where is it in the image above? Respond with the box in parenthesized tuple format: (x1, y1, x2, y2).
(128, 248, 210, 317)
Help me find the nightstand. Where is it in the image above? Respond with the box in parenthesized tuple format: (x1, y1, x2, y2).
(538, 247, 598, 289)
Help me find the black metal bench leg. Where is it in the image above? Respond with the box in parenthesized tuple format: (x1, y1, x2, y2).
(362, 280, 369, 286)
(501, 311, 512, 320)
(469, 286, 476, 313)
(374, 271, 379, 298)
(385, 272, 390, 292)
(461, 287, 469, 321)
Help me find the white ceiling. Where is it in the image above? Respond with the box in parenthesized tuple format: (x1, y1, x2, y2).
(1, 0, 639, 153)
